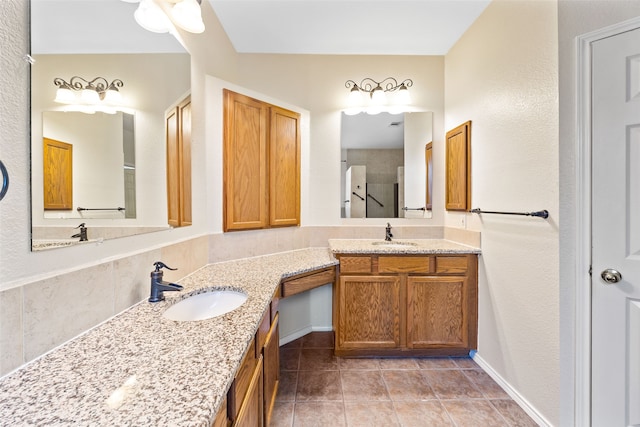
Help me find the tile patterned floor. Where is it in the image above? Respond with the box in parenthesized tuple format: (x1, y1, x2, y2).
(270, 332, 538, 427)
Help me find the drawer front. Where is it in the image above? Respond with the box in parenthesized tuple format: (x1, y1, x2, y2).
(378, 256, 431, 273)
(281, 267, 336, 297)
(339, 256, 372, 273)
(435, 256, 468, 274)
(227, 340, 257, 421)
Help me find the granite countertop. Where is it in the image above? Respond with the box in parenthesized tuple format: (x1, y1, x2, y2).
(328, 238, 481, 255)
(0, 247, 337, 427)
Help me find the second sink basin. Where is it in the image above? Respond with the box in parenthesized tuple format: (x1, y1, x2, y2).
(163, 290, 248, 321)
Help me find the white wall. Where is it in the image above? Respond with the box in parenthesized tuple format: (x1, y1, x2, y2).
(445, 1, 559, 424)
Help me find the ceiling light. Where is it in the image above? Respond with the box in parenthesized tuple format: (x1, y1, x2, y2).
(134, 0, 173, 33)
(170, 0, 205, 33)
(344, 77, 413, 115)
(126, 0, 205, 34)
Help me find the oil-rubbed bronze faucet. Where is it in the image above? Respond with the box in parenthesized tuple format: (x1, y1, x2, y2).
(149, 262, 183, 302)
(385, 223, 393, 241)
(71, 223, 88, 241)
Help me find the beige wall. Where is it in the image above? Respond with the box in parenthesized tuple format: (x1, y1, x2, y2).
(445, 1, 559, 424)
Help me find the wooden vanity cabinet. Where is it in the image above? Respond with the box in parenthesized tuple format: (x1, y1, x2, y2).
(334, 254, 478, 357)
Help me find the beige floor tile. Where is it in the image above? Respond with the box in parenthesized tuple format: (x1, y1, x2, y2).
(293, 402, 346, 427)
(378, 357, 420, 370)
(344, 401, 400, 427)
(301, 331, 334, 348)
(269, 401, 294, 427)
(490, 399, 539, 427)
(296, 370, 343, 401)
(463, 369, 510, 399)
(338, 357, 381, 370)
(382, 370, 436, 401)
(341, 370, 390, 401)
(442, 400, 508, 427)
(280, 347, 301, 371)
(393, 401, 455, 426)
(276, 371, 298, 402)
(422, 369, 483, 399)
(451, 356, 480, 369)
(416, 357, 458, 370)
(299, 348, 338, 370)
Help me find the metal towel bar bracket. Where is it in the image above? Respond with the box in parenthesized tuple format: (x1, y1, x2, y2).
(471, 208, 549, 219)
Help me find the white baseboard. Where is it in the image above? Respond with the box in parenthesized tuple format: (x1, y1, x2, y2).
(279, 325, 332, 346)
(472, 352, 552, 427)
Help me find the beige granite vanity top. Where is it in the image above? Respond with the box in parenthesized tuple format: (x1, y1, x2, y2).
(0, 240, 479, 426)
(328, 238, 481, 254)
(0, 247, 337, 427)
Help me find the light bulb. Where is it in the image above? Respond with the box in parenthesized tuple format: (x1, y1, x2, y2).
(54, 87, 75, 104)
(80, 88, 100, 104)
(170, 0, 205, 33)
(134, 0, 172, 33)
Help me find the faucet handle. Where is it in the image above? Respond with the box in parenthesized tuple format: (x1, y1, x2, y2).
(76, 222, 86, 229)
(153, 261, 177, 272)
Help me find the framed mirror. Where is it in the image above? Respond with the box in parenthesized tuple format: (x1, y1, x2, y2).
(340, 111, 433, 219)
(30, 0, 190, 251)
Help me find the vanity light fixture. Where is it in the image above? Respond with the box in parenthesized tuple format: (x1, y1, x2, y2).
(53, 76, 124, 114)
(124, 0, 205, 34)
(344, 77, 413, 115)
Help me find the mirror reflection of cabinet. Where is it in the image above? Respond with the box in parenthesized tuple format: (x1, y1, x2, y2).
(425, 142, 433, 210)
(445, 121, 471, 211)
(166, 95, 192, 227)
(43, 138, 73, 210)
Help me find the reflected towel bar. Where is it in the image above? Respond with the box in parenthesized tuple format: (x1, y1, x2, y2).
(471, 208, 549, 219)
(77, 207, 125, 212)
(402, 207, 426, 211)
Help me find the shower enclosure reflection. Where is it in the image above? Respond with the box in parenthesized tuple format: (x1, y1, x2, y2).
(340, 111, 433, 219)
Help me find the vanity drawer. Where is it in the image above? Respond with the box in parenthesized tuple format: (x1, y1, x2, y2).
(227, 340, 257, 422)
(378, 256, 431, 273)
(435, 256, 468, 274)
(339, 256, 372, 273)
(281, 267, 336, 297)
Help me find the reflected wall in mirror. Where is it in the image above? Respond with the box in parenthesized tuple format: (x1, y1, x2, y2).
(31, 0, 190, 251)
(340, 112, 433, 219)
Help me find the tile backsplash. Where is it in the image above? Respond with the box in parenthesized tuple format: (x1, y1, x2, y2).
(0, 226, 477, 376)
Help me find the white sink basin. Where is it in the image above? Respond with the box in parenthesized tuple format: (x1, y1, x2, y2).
(163, 290, 248, 321)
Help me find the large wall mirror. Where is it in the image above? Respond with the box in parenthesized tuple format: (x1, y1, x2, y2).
(30, 0, 191, 251)
(340, 111, 433, 219)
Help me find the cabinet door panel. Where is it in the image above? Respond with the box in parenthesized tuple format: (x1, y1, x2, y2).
(224, 90, 269, 231)
(338, 275, 402, 349)
(269, 106, 300, 227)
(407, 276, 467, 348)
(263, 313, 279, 427)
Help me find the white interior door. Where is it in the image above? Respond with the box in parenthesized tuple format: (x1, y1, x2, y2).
(592, 26, 640, 427)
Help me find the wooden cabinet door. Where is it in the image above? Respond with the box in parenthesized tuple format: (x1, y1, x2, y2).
(224, 89, 269, 231)
(233, 356, 263, 427)
(425, 142, 433, 210)
(445, 121, 471, 211)
(43, 138, 73, 210)
(338, 275, 402, 350)
(406, 276, 470, 349)
(269, 106, 300, 227)
(166, 96, 192, 227)
(262, 313, 279, 427)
